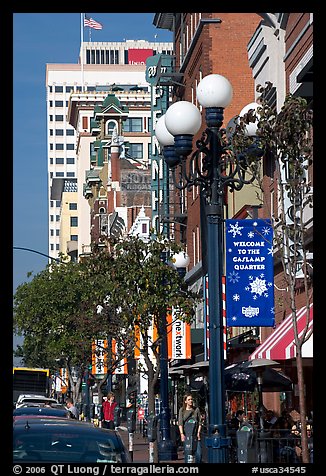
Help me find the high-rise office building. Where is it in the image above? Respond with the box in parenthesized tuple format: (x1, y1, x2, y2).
(46, 39, 173, 260)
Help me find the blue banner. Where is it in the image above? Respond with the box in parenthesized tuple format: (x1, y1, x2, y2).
(225, 219, 274, 327)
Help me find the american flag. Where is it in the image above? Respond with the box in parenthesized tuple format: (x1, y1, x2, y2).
(84, 16, 103, 30)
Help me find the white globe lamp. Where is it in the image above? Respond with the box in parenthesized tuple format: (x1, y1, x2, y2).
(239, 102, 260, 136)
(197, 74, 233, 108)
(165, 101, 202, 136)
(155, 115, 174, 146)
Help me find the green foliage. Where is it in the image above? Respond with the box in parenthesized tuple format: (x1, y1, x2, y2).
(13, 235, 199, 379)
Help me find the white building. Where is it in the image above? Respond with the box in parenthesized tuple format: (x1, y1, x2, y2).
(46, 40, 173, 260)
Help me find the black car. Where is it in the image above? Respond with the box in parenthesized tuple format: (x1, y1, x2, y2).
(13, 418, 131, 463)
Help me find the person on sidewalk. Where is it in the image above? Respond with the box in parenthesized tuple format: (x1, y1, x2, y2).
(102, 391, 118, 429)
(178, 394, 202, 463)
(65, 397, 79, 420)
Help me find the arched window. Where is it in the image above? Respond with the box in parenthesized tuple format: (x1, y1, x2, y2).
(106, 120, 118, 136)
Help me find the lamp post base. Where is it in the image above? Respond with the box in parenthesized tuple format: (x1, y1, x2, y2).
(206, 435, 230, 463)
(158, 439, 178, 461)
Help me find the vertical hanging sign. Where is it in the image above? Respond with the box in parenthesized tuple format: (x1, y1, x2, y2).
(92, 339, 108, 377)
(225, 219, 274, 327)
(168, 308, 191, 360)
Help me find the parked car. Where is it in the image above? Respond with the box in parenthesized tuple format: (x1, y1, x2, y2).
(13, 405, 72, 422)
(13, 418, 131, 463)
(15, 394, 59, 408)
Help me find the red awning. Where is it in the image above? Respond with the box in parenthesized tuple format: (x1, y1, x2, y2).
(249, 303, 313, 360)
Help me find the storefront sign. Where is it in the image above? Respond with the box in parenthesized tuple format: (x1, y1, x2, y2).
(225, 219, 275, 327)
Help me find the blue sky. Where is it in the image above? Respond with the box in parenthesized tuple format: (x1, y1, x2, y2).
(13, 13, 173, 294)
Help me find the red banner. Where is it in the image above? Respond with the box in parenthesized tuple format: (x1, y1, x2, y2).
(128, 49, 153, 65)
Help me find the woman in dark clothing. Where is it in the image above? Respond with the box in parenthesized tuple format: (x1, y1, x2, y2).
(178, 394, 202, 463)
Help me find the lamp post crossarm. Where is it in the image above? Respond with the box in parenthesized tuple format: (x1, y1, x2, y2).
(170, 127, 261, 197)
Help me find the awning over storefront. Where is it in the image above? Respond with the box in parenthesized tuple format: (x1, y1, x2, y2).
(249, 303, 313, 360)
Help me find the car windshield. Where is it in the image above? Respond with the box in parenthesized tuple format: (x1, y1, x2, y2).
(13, 424, 128, 463)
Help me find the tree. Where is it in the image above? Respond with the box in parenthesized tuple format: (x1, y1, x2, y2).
(233, 83, 313, 463)
(13, 235, 199, 433)
(13, 253, 129, 403)
(96, 234, 199, 416)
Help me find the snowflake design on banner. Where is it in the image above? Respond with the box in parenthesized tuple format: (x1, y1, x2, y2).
(262, 226, 271, 236)
(228, 221, 244, 238)
(227, 270, 240, 283)
(245, 275, 272, 299)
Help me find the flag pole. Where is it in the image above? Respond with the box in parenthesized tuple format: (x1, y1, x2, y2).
(81, 13, 84, 91)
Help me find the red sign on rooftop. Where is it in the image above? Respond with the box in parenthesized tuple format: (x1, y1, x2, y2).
(128, 49, 153, 65)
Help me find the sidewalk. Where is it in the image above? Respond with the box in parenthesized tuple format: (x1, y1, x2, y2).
(117, 427, 185, 463)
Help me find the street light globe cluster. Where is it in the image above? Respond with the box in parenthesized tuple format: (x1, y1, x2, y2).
(155, 74, 234, 144)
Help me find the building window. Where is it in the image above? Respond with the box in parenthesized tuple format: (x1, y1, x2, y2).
(55, 115, 64, 121)
(82, 117, 88, 130)
(50, 229, 54, 236)
(124, 118, 142, 132)
(56, 129, 64, 136)
(49, 101, 53, 107)
(70, 217, 78, 227)
(66, 129, 74, 136)
(106, 120, 118, 135)
(142, 223, 147, 234)
(55, 101, 64, 107)
(55, 86, 64, 93)
(56, 229, 60, 236)
(66, 144, 75, 150)
(148, 117, 152, 133)
(49, 129, 53, 136)
(50, 244, 54, 251)
(49, 115, 53, 121)
(49, 158, 53, 164)
(66, 172, 75, 177)
(70, 235, 78, 241)
(56, 244, 60, 251)
(49, 86, 53, 93)
(128, 143, 143, 159)
(50, 215, 54, 222)
(56, 172, 64, 177)
(66, 86, 74, 92)
(69, 203, 77, 210)
(67, 157, 75, 164)
(56, 157, 64, 164)
(56, 144, 64, 150)
(56, 215, 60, 222)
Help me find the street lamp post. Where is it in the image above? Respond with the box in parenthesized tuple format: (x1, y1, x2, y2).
(157, 251, 190, 462)
(155, 74, 262, 463)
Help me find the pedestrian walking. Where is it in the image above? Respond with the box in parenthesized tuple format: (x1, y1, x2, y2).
(102, 391, 118, 429)
(178, 394, 202, 463)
